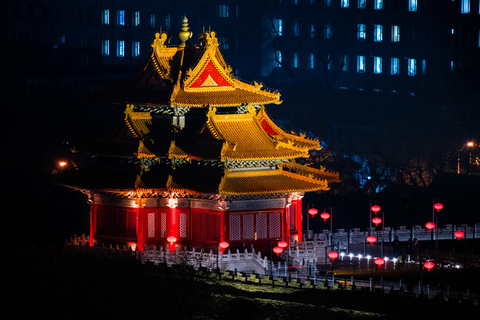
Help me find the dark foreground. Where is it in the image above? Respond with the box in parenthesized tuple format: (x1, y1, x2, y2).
(7, 242, 479, 320)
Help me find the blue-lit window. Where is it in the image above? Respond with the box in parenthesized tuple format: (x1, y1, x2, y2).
(357, 55, 365, 73)
(324, 24, 332, 38)
(409, 0, 417, 12)
(102, 39, 110, 56)
(102, 9, 109, 25)
(325, 0, 331, 6)
(274, 19, 283, 36)
(358, 0, 366, 9)
(133, 11, 140, 26)
(309, 53, 315, 69)
(117, 40, 125, 57)
(327, 54, 331, 70)
(408, 58, 416, 76)
(275, 50, 282, 67)
(310, 24, 315, 37)
(342, 55, 348, 71)
(150, 13, 155, 27)
(133, 41, 140, 57)
(450, 60, 455, 71)
(357, 24, 366, 40)
(164, 14, 171, 29)
(293, 52, 298, 68)
(294, 22, 299, 36)
(374, 25, 383, 42)
(422, 59, 427, 74)
(391, 57, 399, 75)
(374, 0, 383, 10)
(215, 5, 229, 17)
(373, 56, 382, 74)
(341, 0, 349, 8)
(391, 25, 400, 42)
(461, 0, 470, 13)
(117, 10, 125, 26)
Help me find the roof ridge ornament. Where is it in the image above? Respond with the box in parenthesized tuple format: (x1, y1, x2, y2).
(178, 16, 192, 48)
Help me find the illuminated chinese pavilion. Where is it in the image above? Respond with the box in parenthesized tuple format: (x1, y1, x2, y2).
(57, 17, 339, 253)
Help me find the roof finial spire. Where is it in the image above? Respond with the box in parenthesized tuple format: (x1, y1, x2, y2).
(178, 16, 192, 48)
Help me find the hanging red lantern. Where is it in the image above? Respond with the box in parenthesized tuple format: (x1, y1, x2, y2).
(371, 205, 381, 213)
(167, 236, 177, 252)
(372, 217, 382, 226)
(278, 240, 288, 248)
(433, 203, 443, 212)
(320, 212, 330, 221)
(219, 241, 229, 254)
(424, 261, 435, 272)
(328, 251, 339, 261)
(454, 230, 465, 240)
(308, 208, 318, 217)
(366, 235, 377, 245)
(374, 257, 385, 267)
(273, 246, 283, 257)
(425, 222, 435, 231)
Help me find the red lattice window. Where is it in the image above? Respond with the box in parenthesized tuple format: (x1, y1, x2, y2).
(192, 211, 220, 242)
(289, 204, 296, 231)
(95, 206, 136, 240)
(229, 211, 282, 242)
(147, 212, 156, 239)
(179, 212, 188, 239)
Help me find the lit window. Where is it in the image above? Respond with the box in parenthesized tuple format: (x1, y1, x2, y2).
(422, 59, 427, 74)
(374, 25, 383, 42)
(309, 53, 315, 69)
(341, 0, 349, 8)
(461, 0, 470, 13)
(164, 14, 170, 29)
(310, 24, 315, 37)
(357, 55, 365, 73)
(407, 58, 416, 76)
(409, 0, 417, 12)
(451, 28, 455, 35)
(357, 24, 366, 40)
(133, 41, 140, 57)
(293, 52, 298, 68)
(358, 0, 366, 9)
(117, 40, 124, 57)
(391, 25, 400, 42)
(102, 39, 110, 56)
(327, 54, 331, 70)
(219, 37, 229, 50)
(150, 13, 155, 27)
(374, 0, 383, 10)
(102, 9, 109, 25)
(134, 11, 140, 26)
(215, 5, 229, 17)
(117, 10, 125, 26)
(275, 50, 282, 67)
(325, 0, 331, 6)
(391, 57, 399, 75)
(274, 19, 283, 36)
(450, 60, 454, 71)
(373, 56, 382, 74)
(342, 55, 348, 71)
(324, 24, 332, 38)
(294, 22, 299, 36)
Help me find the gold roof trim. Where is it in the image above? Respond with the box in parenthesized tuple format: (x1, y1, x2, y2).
(124, 104, 152, 138)
(151, 32, 177, 81)
(168, 140, 189, 160)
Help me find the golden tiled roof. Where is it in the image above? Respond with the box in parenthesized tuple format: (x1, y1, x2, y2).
(203, 107, 314, 161)
(219, 164, 332, 195)
(151, 32, 178, 82)
(124, 104, 152, 138)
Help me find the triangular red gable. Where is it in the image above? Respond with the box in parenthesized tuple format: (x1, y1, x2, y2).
(260, 119, 278, 135)
(190, 60, 232, 88)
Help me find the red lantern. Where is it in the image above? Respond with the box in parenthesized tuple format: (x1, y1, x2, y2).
(425, 222, 435, 231)
(278, 240, 288, 248)
(167, 236, 177, 252)
(219, 241, 229, 254)
(433, 203, 443, 212)
(374, 257, 385, 267)
(320, 212, 330, 221)
(366, 235, 377, 245)
(454, 230, 465, 240)
(308, 208, 318, 217)
(328, 251, 339, 261)
(371, 205, 381, 213)
(424, 261, 435, 272)
(372, 217, 382, 226)
(273, 246, 283, 257)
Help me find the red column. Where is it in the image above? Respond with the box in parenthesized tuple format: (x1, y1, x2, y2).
(284, 206, 290, 242)
(89, 202, 96, 247)
(220, 209, 226, 241)
(295, 199, 303, 241)
(137, 207, 145, 251)
(169, 207, 179, 240)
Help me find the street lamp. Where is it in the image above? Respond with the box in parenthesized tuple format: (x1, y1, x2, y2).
(307, 204, 318, 239)
(424, 261, 435, 272)
(366, 235, 377, 245)
(425, 222, 435, 232)
(273, 246, 283, 257)
(454, 230, 465, 240)
(167, 235, 177, 252)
